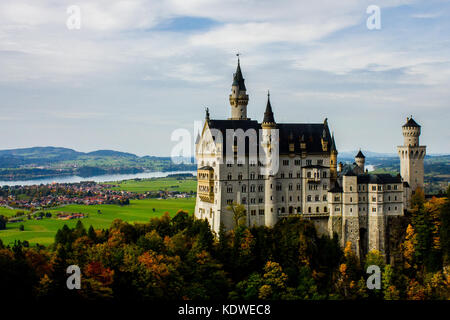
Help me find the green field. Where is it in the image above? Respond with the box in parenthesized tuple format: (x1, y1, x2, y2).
(109, 177, 197, 193)
(0, 206, 28, 218)
(0, 197, 195, 246)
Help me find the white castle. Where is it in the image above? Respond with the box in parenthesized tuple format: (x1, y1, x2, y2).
(194, 58, 426, 257)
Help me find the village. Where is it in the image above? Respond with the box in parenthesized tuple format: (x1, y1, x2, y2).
(0, 179, 194, 217)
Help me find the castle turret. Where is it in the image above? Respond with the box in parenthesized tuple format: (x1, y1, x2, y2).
(262, 92, 277, 227)
(229, 56, 249, 120)
(330, 133, 338, 182)
(397, 116, 426, 200)
(355, 149, 365, 174)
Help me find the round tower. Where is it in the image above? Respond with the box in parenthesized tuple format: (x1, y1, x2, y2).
(261, 92, 277, 227)
(402, 116, 421, 147)
(355, 149, 365, 172)
(229, 56, 249, 120)
(330, 133, 338, 182)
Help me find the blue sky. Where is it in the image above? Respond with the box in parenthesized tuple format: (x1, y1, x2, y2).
(0, 0, 449, 156)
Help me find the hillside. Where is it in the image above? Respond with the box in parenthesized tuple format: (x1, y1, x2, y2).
(0, 147, 196, 181)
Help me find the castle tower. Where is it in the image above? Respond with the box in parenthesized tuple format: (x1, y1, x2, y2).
(262, 92, 277, 227)
(397, 117, 426, 197)
(229, 56, 249, 120)
(330, 133, 338, 183)
(354, 150, 365, 174)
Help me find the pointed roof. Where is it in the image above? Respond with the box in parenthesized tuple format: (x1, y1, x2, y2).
(403, 116, 420, 128)
(262, 91, 275, 124)
(356, 149, 365, 158)
(330, 133, 337, 152)
(232, 57, 246, 91)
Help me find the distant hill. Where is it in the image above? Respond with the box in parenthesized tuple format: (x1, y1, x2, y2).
(0, 147, 196, 181)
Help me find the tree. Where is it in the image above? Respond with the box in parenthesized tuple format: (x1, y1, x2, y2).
(227, 202, 247, 228)
(0, 215, 7, 230)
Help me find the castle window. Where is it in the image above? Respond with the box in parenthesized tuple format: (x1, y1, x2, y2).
(323, 195, 327, 201)
(297, 172, 301, 178)
(372, 207, 376, 212)
(295, 160, 301, 166)
(281, 207, 286, 213)
(395, 196, 398, 201)
(289, 184, 293, 191)
(306, 160, 312, 165)
(317, 160, 323, 165)
(308, 207, 312, 213)
(259, 198, 263, 203)
(324, 206, 327, 212)
(259, 209, 265, 215)
(395, 206, 397, 210)
(289, 172, 293, 178)
(283, 160, 289, 166)
(388, 207, 391, 211)
(251, 198, 256, 204)
(323, 171, 327, 178)
(394, 185, 398, 190)
(334, 196, 340, 201)
(387, 185, 391, 190)
(307, 195, 312, 202)
(242, 185, 247, 193)
(227, 186, 233, 193)
(335, 206, 340, 212)
(280, 173, 285, 178)
(250, 185, 255, 192)
(372, 186, 376, 191)
(323, 184, 327, 190)
(372, 197, 376, 202)
(315, 195, 320, 201)
(227, 163, 232, 167)
(378, 186, 382, 191)
(276, 184, 282, 191)
(250, 172, 255, 180)
(307, 172, 311, 178)
(350, 197, 353, 202)
(251, 210, 256, 216)
(228, 173, 232, 180)
(289, 196, 293, 202)
(242, 197, 247, 204)
(350, 186, 353, 191)
(258, 185, 264, 192)
(298, 196, 301, 201)
(316, 207, 320, 213)
(297, 184, 301, 190)
(350, 208, 352, 212)
(238, 173, 243, 180)
(226, 199, 232, 205)
(281, 196, 285, 202)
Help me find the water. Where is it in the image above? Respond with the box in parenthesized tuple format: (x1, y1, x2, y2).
(0, 171, 197, 187)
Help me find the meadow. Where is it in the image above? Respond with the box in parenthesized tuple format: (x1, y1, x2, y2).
(108, 177, 197, 193)
(0, 177, 198, 246)
(1, 198, 195, 246)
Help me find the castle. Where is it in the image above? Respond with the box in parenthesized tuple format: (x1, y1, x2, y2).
(194, 58, 426, 257)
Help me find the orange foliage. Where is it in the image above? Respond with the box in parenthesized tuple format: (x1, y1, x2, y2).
(84, 261, 114, 286)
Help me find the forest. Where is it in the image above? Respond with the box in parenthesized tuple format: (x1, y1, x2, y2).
(0, 187, 449, 301)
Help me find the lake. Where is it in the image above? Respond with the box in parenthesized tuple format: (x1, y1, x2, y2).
(0, 171, 197, 187)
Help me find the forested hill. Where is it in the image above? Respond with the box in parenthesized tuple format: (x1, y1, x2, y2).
(0, 147, 196, 181)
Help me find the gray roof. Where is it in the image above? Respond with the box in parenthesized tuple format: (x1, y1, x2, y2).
(403, 117, 420, 128)
(207, 119, 331, 155)
(232, 59, 246, 91)
(262, 94, 275, 124)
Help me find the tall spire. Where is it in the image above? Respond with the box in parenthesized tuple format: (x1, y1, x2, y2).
(262, 90, 275, 126)
(229, 53, 249, 120)
(232, 54, 246, 91)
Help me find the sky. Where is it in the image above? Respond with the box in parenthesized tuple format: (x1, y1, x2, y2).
(0, 0, 449, 156)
